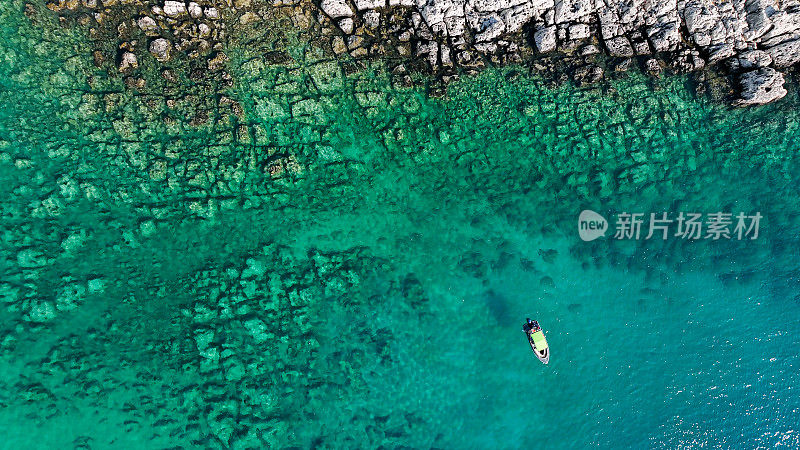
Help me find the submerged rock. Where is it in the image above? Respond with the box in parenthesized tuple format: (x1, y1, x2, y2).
(163, 0, 187, 18)
(137, 16, 158, 36)
(118, 51, 138, 72)
(149, 38, 172, 62)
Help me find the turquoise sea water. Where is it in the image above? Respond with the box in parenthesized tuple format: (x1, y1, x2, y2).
(1, 2, 800, 448)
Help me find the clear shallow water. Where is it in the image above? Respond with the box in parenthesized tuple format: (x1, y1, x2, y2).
(1, 2, 800, 448)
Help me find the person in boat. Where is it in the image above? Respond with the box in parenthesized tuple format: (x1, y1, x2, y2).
(522, 318, 540, 334)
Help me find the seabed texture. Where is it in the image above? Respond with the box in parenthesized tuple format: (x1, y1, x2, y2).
(1, 1, 800, 448)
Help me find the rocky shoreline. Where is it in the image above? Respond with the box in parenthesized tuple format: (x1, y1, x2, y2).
(314, 0, 800, 104)
(39, 0, 800, 105)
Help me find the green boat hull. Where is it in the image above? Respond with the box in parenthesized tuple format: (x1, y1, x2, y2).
(528, 331, 550, 364)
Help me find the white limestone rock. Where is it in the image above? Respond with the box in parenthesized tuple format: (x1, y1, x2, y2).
(163, 0, 187, 17)
(758, 7, 800, 45)
(647, 21, 681, 52)
(684, 2, 718, 35)
(735, 68, 787, 105)
(137, 16, 159, 36)
(364, 10, 380, 29)
(149, 38, 172, 62)
(472, 0, 528, 13)
(204, 6, 220, 19)
(579, 44, 600, 55)
(534, 25, 557, 52)
(199, 23, 211, 37)
(476, 15, 506, 42)
(708, 42, 736, 62)
(338, 17, 354, 34)
(598, 9, 622, 40)
(119, 51, 138, 72)
(569, 23, 590, 40)
(554, 0, 593, 24)
(188, 2, 203, 19)
(321, 0, 354, 18)
(503, 3, 538, 32)
(735, 49, 773, 69)
(765, 38, 800, 67)
(354, 0, 385, 10)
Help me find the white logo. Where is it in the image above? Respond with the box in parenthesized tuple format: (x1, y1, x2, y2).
(578, 210, 762, 241)
(578, 210, 608, 241)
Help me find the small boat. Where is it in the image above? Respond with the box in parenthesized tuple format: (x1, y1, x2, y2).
(526, 320, 550, 364)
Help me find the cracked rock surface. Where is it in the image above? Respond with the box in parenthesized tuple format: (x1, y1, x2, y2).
(37, 0, 800, 105)
(307, 0, 800, 103)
